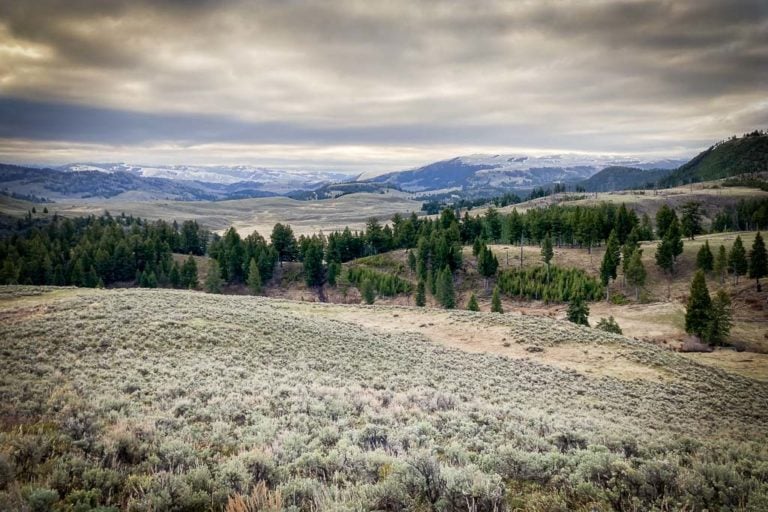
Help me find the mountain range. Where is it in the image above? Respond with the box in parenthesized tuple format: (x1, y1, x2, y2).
(2, 133, 766, 202)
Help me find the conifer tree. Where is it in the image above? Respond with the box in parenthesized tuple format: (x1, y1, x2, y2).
(728, 236, 748, 284)
(625, 248, 646, 300)
(705, 289, 733, 346)
(247, 258, 262, 294)
(595, 316, 622, 334)
(467, 293, 479, 311)
(655, 204, 677, 239)
(302, 239, 325, 287)
(407, 250, 417, 273)
(685, 270, 711, 338)
(205, 259, 224, 294)
(749, 231, 767, 291)
(696, 240, 714, 272)
(541, 234, 554, 280)
(600, 229, 621, 300)
(491, 285, 503, 313)
(415, 279, 426, 307)
(327, 261, 341, 287)
(360, 277, 375, 305)
(181, 255, 198, 289)
(680, 201, 703, 240)
(567, 295, 589, 326)
(714, 245, 728, 285)
(477, 244, 499, 287)
(436, 266, 455, 309)
(169, 261, 181, 288)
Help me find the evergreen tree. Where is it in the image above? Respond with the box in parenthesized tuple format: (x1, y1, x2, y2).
(467, 293, 479, 311)
(327, 261, 341, 287)
(728, 235, 748, 284)
(270, 223, 297, 267)
(714, 244, 728, 285)
(303, 239, 325, 287)
(705, 289, 733, 346)
(567, 295, 590, 326)
(415, 279, 426, 307)
(541, 234, 554, 280)
(685, 270, 711, 338)
(600, 229, 621, 300)
(247, 258, 262, 294)
(749, 231, 767, 291)
(181, 255, 198, 289)
(680, 201, 703, 240)
(625, 248, 646, 300)
(169, 261, 181, 288)
(436, 266, 455, 309)
(205, 259, 224, 294)
(655, 204, 677, 239)
(696, 241, 714, 272)
(477, 244, 499, 287)
(491, 285, 503, 313)
(360, 277, 375, 305)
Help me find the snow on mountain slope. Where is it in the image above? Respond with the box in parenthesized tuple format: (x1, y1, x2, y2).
(55, 163, 353, 193)
(371, 154, 685, 192)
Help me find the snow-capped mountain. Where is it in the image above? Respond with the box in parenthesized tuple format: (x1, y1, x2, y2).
(55, 163, 353, 194)
(369, 154, 686, 193)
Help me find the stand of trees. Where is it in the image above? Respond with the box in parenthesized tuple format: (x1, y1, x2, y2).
(497, 266, 604, 303)
(0, 214, 208, 288)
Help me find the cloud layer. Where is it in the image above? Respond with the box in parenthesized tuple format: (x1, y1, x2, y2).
(0, 0, 766, 171)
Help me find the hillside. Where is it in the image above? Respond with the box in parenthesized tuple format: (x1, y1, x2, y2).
(1, 286, 767, 511)
(578, 166, 672, 192)
(0, 164, 279, 202)
(659, 132, 768, 187)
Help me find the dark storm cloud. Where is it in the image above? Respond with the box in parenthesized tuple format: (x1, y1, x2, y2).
(0, 0, 766, 167)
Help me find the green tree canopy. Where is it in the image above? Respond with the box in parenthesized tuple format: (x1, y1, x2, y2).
(749, 231, 767, 291)
(685, 270, 711, 338)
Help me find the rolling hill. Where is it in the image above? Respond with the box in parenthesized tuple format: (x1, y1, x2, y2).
(578, 166, 673, 192)
(1, 286, 767, 510)
(659, 132, 768, 187)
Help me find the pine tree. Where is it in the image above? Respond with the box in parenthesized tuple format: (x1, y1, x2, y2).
(541, 234, 554, 281)
(680, 201, 703, 240)
(567, 295, 589, 326)
(169, 261, 181, 288)
(467, 293, 479, 311)
(655, 204, 677, 239)
(436, 266, 455, 309)
(696, 240, 714, 272)
(303, 239, 325, 287)
(360, 277, 375, 305)
(685, 270, 711, 338)
(625, 248, 646, 300)
(477, 244, 499, 287)
(407, 251, 417, 273)
(205, 259, 224, 294)
(247, 258, 262, 294)
(714, 245, 728, 285)
(181, 255, 198, 289)
(705, 289, 733, 346)
(491, 285, 503, 313)
(600, 229, 621, 300)
(327, 261, 341, 287)
(728, 236, 748, 284)
(749, 231, 767, 291)
(415, 279, 426, 307)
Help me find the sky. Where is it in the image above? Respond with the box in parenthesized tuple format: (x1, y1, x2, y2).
(0, 0, 766, 173)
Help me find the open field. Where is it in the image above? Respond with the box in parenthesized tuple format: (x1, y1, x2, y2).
(1, 286, 767, 511)
(495, 184, 768, 222)
(0, 191, 421, 236)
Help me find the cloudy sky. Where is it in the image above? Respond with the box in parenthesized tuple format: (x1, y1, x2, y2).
(0, 0, 766, 173)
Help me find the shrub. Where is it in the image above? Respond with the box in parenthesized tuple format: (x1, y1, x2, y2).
(595, 316, 622, 335)
(25, 487, 59, 512)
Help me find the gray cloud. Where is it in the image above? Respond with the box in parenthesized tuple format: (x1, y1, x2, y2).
(0, 0, 765, 169)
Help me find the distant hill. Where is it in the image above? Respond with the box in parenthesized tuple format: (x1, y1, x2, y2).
(659, 132, 768, 187)
(286, 181, 403, 200)
(579, 166, 673, 192)
(368, 154, 683, 194)
(0, 164, 278, 201)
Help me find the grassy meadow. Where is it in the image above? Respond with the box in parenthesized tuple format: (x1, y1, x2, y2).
(1, 286, 767, 511)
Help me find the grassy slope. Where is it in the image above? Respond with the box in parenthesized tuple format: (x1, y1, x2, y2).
(0, 191, 421, 236)
(1, 286, 767, 510)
